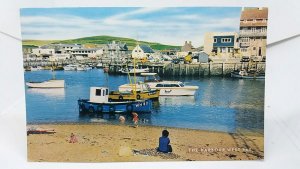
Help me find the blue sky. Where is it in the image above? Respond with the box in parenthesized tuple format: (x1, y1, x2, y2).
(20, 7, 242, 46)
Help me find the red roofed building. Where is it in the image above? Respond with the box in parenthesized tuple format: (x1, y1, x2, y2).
(239, 7, 268, 61)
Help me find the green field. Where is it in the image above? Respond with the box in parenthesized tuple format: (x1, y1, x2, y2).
(22, 35, 180, 50)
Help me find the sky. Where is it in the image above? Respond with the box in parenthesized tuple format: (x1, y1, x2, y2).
(20, 7, 242, 46)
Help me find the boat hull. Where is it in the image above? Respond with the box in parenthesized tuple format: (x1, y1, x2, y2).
(120, 68, 149, 74)
(26, 80, 65, 88)
(78, 99, 152, 114)
(231, 72, 265, 79)
(154, 87, 197, 96)
(119, 84, 198, 96)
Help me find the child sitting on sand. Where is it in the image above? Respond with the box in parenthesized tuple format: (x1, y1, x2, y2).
(157, 130, 172, 153)
(119, 115, 126, 124)
(69, 133, 78, 143)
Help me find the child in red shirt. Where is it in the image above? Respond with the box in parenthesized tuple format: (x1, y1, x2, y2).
(132, 112, 139, 127)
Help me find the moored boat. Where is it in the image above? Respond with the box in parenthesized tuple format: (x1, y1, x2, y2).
(96, 62, 103, 68)
(119, 73, 198, 96)
(78, 87, 152, 115)
(63, 64, 77, 71)
(26, 79, 65, 88)
(30, 66, 43, 71)
(120, 67, 149, 74)
(231, 69, 265, 79)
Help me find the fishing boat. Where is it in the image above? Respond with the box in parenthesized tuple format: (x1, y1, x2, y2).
(231, 69, 265, 79)
(63, 64, 77, 71)
(119, 73, 198, 96)
(78, 87, 152, 115)
(30, 66, 43, 71)
(110, 57, 160, 101)
(26, 79, 65, 88)
(96, 62, 103, 68)
(76, 64, 87, 71)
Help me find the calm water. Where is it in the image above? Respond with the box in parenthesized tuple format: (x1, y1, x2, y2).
(24, 69, 264, 133)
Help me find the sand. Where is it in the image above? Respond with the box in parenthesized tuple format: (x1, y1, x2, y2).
(27, 123, 264, 162)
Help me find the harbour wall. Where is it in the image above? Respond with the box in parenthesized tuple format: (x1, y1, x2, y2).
(23, 59, 265, 77)
(108, 62, 266, 77)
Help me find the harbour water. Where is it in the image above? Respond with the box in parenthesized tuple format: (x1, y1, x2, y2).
(24, 69, 264, 134)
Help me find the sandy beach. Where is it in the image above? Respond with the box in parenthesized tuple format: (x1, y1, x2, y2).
(27, 123, 263, 162)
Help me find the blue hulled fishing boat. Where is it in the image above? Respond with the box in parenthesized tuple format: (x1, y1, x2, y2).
(78, 87, 152, 115)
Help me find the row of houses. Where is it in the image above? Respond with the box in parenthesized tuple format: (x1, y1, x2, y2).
(25, 41, 129, 61)
(23, 8, 267, 63)
(203, 7, 268, 61)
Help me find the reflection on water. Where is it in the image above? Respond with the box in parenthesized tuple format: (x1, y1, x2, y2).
(27, 88, 65, 99)
(25, 69, 264, 133)
(158, 96, 196, 106)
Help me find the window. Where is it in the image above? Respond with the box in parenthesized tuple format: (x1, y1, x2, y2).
(241, 48, 247, 52)
(253, 47, 256, 50)
(139, 50, 141, 52)
(95, 89, 101, 96)
(214, 38, 217, 43)
(106, 89, 109, 95)
(156, 84, 164, 87)
(170, 84, 180, 87)
(221, 38, 231, 43)
(135, 50, 137, 52)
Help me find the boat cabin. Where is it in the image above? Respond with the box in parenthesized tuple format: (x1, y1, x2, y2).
(141, 73, 162, 82)
(89, 87, 109, 103)
(155, 82, 184, 88)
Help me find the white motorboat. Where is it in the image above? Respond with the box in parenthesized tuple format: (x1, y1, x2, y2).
(76, 64, 92, 71)
(63, 64, 77, 71)
(26, 79, 65, 88)
(76, 64, 86, 71)
(30, 66, 43, 71)
(96, 63, 103, 68)
(119, 73, 198, 96)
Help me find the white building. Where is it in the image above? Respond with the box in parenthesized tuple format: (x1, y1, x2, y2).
(49, 54, 71, 61)
(71, 48, 104, 59)
(132, 44, 155, 59)
(32, 48, 55, 57)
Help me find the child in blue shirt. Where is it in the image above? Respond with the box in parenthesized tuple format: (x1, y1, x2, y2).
(157, 130, 172, 153)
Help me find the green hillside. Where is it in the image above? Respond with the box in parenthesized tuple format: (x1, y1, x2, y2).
(22, 35, 180, 50)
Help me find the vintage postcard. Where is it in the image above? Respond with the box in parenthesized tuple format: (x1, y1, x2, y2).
(21, 7, 267, 162)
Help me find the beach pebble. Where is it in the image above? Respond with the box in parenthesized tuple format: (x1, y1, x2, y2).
(118, 146, 132, 157)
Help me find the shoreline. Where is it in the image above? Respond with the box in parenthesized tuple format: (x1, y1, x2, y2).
(27, 123, 264, 162)
(27, 121, 263, 136)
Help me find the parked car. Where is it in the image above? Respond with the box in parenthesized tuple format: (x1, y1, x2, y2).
(241, 56, 250, 62)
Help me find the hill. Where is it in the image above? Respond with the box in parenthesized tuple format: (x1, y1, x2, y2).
(22, 35, 181, 50)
